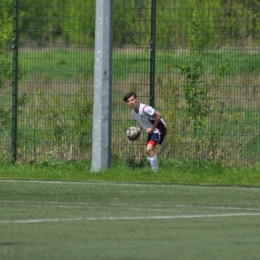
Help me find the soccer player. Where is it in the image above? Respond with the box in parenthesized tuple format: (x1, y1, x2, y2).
(124, 92, 167, 172)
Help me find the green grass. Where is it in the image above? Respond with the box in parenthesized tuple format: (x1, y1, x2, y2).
(12, 49, 260, 82)
(19, 49, 94, 80)
(0, 179, 259, 260)
(0, 159, 260, 187)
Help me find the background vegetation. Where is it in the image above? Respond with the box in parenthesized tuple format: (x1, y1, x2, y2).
(1, 0, 260, 169)
(1, 0, 260, 47)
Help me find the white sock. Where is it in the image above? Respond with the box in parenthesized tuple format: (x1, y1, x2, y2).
(148, 155, 158, 172)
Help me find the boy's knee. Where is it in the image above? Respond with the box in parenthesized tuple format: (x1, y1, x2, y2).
(146, 145, 155, 157)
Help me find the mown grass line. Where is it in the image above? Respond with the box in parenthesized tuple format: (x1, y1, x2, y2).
(0, 159, 259, 187)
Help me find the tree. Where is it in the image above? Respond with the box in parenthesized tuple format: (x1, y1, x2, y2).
(218, 0, 260, 46)
(0, 0, 13, 90)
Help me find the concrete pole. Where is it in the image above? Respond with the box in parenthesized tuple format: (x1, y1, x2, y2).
(91, 0, 113, 172)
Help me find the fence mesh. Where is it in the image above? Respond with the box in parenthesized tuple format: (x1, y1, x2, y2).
(1, 0, 260, 166)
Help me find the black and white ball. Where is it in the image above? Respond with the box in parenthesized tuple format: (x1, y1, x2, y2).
(126, 126, 140, 141)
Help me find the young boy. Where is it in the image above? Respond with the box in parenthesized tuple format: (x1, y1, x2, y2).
(123, 92, 167, 172)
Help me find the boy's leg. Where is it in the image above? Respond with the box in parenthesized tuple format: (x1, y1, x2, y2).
(146, 143, 158, 172)
(146, 130, 166, 171)
(148, 155, 158, 172)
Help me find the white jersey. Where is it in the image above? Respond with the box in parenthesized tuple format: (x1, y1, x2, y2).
(131, 103, 166, 133)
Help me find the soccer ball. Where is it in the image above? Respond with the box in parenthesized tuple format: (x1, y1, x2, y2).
(126, 126, 140, 141)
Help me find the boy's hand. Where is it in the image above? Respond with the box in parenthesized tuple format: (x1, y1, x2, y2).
(146, 128, 154, 134)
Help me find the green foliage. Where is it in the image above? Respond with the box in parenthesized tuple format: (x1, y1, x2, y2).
(179, 19, 208, 134)
(0, 0, 12, 47)
(0, 0, 26, 89)
(16, 87, 93, 162)
(0, 107, 10, 129)
(219, 0, 260, 45)
(0, 0, 12, 90)
(19, 0, 96, 45)
(157, 17, 236, 163)
(174, 17, 259, 165)
(6, 0, 258, 46)
(113, 0, 150, 45)
(179, 17, 230, 139)
(157, 63, 180, 157)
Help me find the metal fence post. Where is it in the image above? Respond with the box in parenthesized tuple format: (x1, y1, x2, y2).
(150, 0, 156, 107)
(91, 0, 113, 172)
(11, 0, 19, 164)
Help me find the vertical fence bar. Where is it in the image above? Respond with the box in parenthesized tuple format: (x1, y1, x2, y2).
(11, 0, 19, 163)
(149, 0, 156, 107)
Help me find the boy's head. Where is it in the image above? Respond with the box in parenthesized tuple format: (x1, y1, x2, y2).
(123, 92, 137, 102)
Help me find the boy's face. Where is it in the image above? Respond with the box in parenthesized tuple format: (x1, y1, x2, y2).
(127, 95, 139, 110)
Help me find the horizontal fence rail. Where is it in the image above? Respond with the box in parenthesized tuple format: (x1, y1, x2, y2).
(0, 0, 260, 167)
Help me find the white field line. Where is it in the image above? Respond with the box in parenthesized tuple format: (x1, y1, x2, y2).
(0, 179, 259, 190)
(174, 205, 260, 211)
(1, 200, 260, 212)
(1, 212, 260, 224)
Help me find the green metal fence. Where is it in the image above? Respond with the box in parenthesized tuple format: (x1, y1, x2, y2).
(1, 0, 260, 166)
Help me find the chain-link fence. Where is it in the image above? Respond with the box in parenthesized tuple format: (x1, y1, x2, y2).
(1, 0, 260, 166)
(1, 0, 95, 163)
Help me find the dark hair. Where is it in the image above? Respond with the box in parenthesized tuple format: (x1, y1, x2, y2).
(123, 92, 137, 102)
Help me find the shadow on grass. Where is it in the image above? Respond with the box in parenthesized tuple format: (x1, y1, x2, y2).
(125, 158, 148, 170)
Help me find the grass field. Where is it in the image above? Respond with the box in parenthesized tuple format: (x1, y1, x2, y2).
(1, 179, 259, 260)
